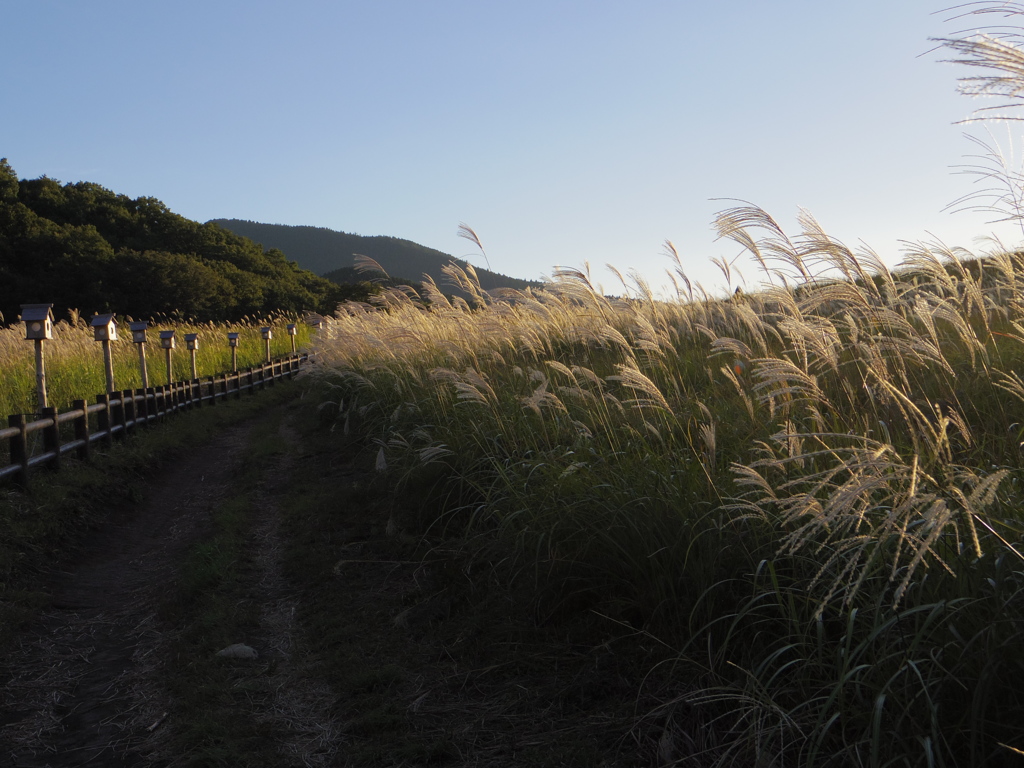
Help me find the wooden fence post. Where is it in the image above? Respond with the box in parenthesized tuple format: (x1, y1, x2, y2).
(114, 391, 127, 439)
(73, 399, 90, 461)
(8, 414, 28, 486)
(136, 387, 148, 425)
(122, 389, 135, 433)
(41, 406, 60, 471)
(96, 393, 113, 447)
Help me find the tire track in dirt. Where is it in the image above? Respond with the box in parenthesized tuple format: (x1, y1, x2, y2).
(223, 419, 340, 767)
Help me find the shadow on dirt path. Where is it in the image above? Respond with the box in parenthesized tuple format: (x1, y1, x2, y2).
(0, 409, 307, 767)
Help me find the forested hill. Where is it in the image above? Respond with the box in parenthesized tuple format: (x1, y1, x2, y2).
(210, 219, 542, 292)
(0, 159, 347, 324)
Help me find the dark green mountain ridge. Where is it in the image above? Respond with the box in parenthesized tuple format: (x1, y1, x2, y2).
(209, 219, 543, 293)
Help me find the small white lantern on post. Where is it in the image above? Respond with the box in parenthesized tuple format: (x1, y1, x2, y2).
(21, 304, 54, 410)
(129, 321, 150, 388)
(287, 323, 297, 354)
(260, 326, 272, 362)
(159, 330, 176, 385)
(184, 333, 200, 379)
(227, 332, 240, 372)
(91, 313, 118, 394)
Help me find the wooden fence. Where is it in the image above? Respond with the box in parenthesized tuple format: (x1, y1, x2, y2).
(0, 353, 308, 486)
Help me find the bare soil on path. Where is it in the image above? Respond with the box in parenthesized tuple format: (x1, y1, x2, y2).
(0, 407, 336, 767)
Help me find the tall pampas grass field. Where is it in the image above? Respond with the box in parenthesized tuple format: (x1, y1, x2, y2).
(303, 13, 1024, 762)
(310, 210, 1024, 764)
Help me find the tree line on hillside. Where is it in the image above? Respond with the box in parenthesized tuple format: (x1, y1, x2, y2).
(0, 159, 361, 324)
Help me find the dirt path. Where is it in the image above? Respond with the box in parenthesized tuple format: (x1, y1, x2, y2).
(0, 409, 336, 767)
(0, 400, 651, 767)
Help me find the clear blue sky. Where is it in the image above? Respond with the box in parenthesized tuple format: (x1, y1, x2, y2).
(4, 0, 1020, 295)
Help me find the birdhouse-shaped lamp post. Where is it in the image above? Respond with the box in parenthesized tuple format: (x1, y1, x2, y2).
(159, 330, 176, 385)
(184, 333, 199, 380)
(91, 313, 118, 393)
(287, 323, 297, 354)
(129, 321, 150, 388)
(227, 332, 240, 372)
(21, 304, 54, 410)
(260, 327, 272, 362)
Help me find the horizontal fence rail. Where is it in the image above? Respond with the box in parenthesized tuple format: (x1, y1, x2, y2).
(0, 353, 309, 487)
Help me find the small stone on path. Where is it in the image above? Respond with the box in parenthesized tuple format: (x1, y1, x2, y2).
(216, 643, 259, 660)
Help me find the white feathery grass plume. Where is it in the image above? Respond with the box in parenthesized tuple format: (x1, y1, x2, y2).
(354, 254, 391, 280)
(627, 269, 656, 304)
(713, 202, 812, 282)
(605, 263, 630, 295)
(937, 3, 1024, 120)
(607, 363, 672, 413)
(441, 262, 487, 306)
(645, 422, 664, 444)
(709, 337, 755, 361)
(728, 302, 773, 356)
(457, 222, 492, 271)
(520, 375, 548, 417)
(598, 324, 633, 353)
(418, 274, 453, 309)
(949, 131, 1024, 241)
(419, 443, 454, 464)
(993, 369, 1024, 405)
(699, 421, 717, 475)
(749, 357, 830, 411)
(571, 365, 605, 390)
(796, 207, 869, 285)
(718, 361, 755, 421)
(428, 366, 497, 406)
(871, 377, 954, 463)
(726, 431, 1002, 612)
(776, 316, 842, 377)
(545, 359, 577, 382)
(629, 310, 671, 358)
